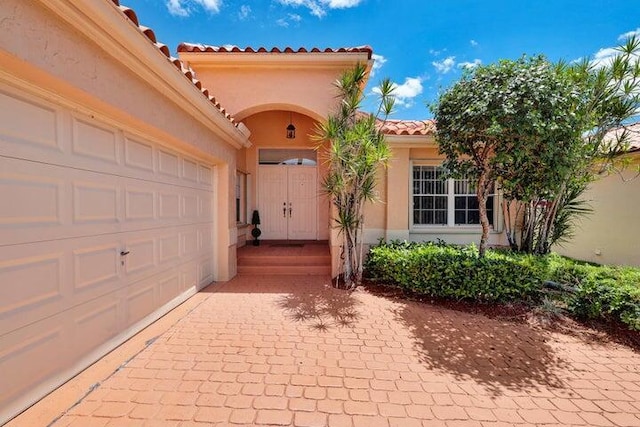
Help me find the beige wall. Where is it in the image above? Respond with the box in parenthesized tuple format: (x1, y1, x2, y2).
(182, 60, 352, 121)
(555, 156, 640, 267)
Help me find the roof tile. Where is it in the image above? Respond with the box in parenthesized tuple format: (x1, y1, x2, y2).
(378, 119, 436, 136)
(177, 43, 373, 59)
(607, 122, 640, 153)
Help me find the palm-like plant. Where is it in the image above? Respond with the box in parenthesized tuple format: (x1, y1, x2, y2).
(314, 63, 395, 289)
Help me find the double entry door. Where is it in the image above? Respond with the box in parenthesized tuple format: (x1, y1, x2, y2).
(258, 165, 317, 240)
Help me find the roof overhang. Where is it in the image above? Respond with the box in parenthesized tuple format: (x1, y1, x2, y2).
(385, 134, 437, 148)
(178, 45, 373, 77)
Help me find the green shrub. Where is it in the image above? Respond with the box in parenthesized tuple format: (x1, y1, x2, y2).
(365, 241, 640, 331)
(365, 241, 545, 303)
(562, 265, 640, 331)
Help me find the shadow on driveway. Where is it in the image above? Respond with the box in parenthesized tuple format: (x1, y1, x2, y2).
(371, 285, 568, 395)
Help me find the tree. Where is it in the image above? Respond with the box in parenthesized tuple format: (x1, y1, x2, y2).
(432, 36, 640, 256)
(432, 55, 582, 256)
(313, 63, 395, 289)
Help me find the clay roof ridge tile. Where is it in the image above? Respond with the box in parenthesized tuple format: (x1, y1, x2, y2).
(118, 6, 139, 26)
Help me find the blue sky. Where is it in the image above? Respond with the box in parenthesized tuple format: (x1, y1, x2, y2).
(126, 0, 639, 120)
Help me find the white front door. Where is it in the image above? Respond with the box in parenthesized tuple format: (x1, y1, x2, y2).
(258, 165, 317, 240)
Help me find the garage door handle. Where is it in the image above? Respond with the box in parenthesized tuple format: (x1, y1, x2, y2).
(120, 250, 130, 256)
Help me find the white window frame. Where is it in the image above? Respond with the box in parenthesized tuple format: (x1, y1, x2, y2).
(409, 160, 499, 232)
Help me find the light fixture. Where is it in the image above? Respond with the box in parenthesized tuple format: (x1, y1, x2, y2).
(286, 112, 296, 139)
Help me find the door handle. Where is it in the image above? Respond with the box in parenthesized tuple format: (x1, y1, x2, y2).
(120, 250, 130, 256)
(288, 202, 292, 218)
(283, 202, 287, 218)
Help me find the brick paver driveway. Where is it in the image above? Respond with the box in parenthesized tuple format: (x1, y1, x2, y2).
(49, 275, 640, 426)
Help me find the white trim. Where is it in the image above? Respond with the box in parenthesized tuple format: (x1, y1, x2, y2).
(36, 0, 250, 149)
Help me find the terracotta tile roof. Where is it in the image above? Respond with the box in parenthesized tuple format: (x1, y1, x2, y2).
(177, 43, 374, 59)
(378, 119, 436, 136)
(109, 1, 236, 125)
(604, 121, 640, 154)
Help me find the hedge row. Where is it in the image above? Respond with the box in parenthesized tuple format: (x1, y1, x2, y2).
(365, 241, 640, 330)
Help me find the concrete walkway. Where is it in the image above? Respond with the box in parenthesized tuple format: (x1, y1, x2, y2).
(16, 275, 640, 426)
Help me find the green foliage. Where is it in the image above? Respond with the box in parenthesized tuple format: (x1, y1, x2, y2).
(553, 264, 640, 331)
(313, 64, 395, 289)
(365, 242, 640, 331)
(365, 241, 545, 302)
(431, 37, 640, 256)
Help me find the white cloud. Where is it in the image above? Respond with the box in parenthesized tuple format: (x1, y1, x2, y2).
(276, 13, 302, 27)
(238, 4, 251, 19)
(458, 59, 482, 70)
(167, 0, 189, 16)
(592, 47, 620, 68)
(371, 54, 387, 77)
(429, 48, 445, 56)
(374, 77, 423, 108)
(470, 39, 478, 47)
(618, 28, 640, 41)
(432, 56, 456, 74)
(166, 0, 222, 16)
(276, 0, 363, 18)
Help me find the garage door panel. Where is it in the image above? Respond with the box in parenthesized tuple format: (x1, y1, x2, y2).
(159, 233, 180, 264)
(159, 191, 181, 220)
(73, 181, 120, 224)
(198, 256, 214, 287)
(199, 164, 212, 186)
(182, 193, 199, 219)
(124, 136, 155, 173)
(73, 242, 122, 292)
(181, 230, 199, 258)
(125, 187, 156, 221)
(158, 272, 180, 307)
(180, 261, 198, 291)
(158, 149, 180, 178)
(72, 116, 120, 166)
(182, 157, 199, 183)
(199, 226, 213, 251)
(0, 89, 62, 152)
(0, 171, 63, 227)
(0, 324, 66, 405)
(0, 252, 65, 335)
(72, 297, 122, 356)
(123, 238, 156, 277)
(125, 280, 156, 327)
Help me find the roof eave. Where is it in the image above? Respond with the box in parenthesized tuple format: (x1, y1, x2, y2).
(385, 134, 437, 148)
(178, 52, 373, 71)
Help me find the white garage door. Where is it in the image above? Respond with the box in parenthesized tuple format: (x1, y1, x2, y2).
(0, 83, 216, 420)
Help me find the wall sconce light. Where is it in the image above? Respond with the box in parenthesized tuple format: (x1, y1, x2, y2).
(286, 112, 296, 139)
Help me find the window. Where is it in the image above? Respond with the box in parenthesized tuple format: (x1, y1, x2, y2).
(258, 149, 317, 165)
(236, 171, 247, 224)
(412, 165, 494, 227)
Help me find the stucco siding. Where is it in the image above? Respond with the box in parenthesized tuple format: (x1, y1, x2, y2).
(555, 159, 640, 267)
